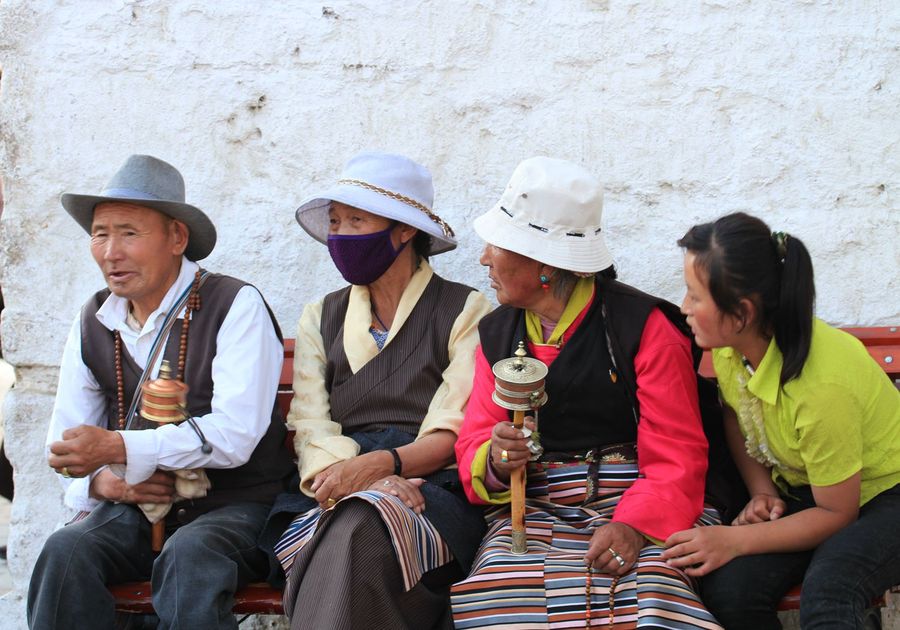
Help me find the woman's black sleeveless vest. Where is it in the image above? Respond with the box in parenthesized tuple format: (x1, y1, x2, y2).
(319, 272, 475, 436)
(478, 278, 746, 519)
(478, 280, 662, 451)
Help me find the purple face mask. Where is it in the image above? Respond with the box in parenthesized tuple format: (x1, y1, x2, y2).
(327, 226, 408, 285)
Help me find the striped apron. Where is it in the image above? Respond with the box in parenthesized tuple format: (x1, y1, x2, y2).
(275, 490, 453, 592)
(451, 449, 723, 629)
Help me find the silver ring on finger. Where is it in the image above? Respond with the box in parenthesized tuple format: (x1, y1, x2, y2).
(383, 480, 392, 486)
(608, 546, 626, 568)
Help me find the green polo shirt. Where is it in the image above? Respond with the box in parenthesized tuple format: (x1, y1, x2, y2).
(714, 319, 900, 506)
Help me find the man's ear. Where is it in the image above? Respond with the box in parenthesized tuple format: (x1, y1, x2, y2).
(170, 219, 189, 256)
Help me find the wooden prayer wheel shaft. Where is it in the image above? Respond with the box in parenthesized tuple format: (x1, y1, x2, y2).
(152, 521, 165, 553)
(510, 410, 527, 554)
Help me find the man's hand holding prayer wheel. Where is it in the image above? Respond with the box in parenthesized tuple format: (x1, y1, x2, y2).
(489, 417, 537, 482)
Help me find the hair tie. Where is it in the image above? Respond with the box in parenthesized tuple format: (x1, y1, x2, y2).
(772, 231, 789, 263)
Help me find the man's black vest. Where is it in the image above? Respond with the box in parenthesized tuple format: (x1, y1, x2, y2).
(80, 273, 294, 523)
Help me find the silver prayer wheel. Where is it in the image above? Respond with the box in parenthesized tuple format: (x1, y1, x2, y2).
(491, 341, 549, 411)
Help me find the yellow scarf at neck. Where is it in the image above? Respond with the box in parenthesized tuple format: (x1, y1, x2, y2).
(524, 277, 595, 346)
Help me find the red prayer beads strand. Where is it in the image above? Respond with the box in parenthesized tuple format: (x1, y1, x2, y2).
(585, 567, 592, 628)
(584, 568, 619, 628)
(608, 575, 619, 626)
(176, 271, 203, 382)
(115, 331, 125, 429)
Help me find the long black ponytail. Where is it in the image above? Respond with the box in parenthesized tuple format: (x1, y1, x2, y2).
(677, 212, 815, 384)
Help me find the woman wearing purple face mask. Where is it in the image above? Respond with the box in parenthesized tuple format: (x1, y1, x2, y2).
(259, 152, 492, 629)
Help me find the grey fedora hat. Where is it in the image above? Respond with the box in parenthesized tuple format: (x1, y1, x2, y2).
(61, 154, 217, 261)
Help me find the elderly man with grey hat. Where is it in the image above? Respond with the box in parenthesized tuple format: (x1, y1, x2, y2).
(258, 152, 491, 629)
(27, 155, 294, 630)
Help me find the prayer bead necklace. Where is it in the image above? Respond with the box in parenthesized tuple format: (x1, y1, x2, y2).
(176, 271, 203, 379)
(115, 331, 125, 429)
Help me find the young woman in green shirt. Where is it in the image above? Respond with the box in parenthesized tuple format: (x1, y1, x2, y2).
(662, 211, 900, 629)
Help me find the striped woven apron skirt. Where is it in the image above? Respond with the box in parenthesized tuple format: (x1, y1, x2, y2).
(451, 449, 723, 629)
(275, 489, 453, 593)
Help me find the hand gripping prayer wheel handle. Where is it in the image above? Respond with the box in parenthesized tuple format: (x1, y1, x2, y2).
(491, 342, 549, 554)
(140, 360, 190, 552)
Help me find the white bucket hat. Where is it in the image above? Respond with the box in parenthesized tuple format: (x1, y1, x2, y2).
(295, 151, 457, 256)
(473, 156, 612, 273)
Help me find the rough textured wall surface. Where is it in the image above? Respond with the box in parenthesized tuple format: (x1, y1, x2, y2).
(0, 0, 897, 626)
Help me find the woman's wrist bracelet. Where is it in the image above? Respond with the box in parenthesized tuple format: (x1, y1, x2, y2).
(388, 448, 403, 476)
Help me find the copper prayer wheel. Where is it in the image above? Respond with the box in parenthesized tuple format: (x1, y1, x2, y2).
(140, 360, 190, 553)
(491, 342, 549, 412)
(141, 360, 189, 424)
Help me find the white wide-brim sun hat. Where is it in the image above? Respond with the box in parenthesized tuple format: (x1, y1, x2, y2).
(295, 151, 457, 256)
(474, 156, 613, 273)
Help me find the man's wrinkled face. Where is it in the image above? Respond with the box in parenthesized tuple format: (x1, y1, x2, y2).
(90, 202, 187, 316)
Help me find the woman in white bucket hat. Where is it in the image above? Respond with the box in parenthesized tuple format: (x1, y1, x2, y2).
(260, 152, 491, 629)
(450, 157, 725, 628)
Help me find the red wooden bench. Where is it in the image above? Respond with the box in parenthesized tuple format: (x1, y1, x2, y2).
(111, 327, 900, 620)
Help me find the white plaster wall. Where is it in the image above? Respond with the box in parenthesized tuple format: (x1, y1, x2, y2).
(0, 0, 897, 626)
